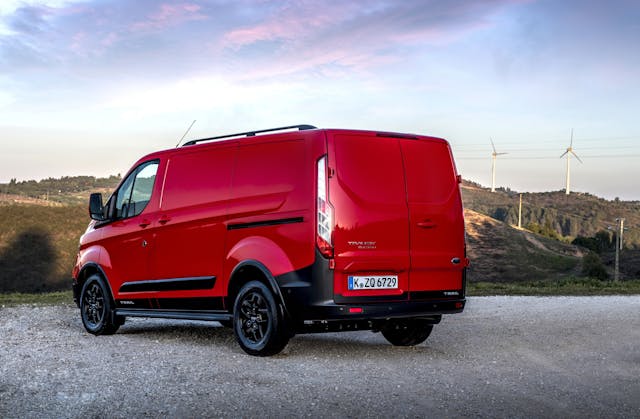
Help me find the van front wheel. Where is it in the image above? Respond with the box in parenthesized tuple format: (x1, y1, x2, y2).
(233, 281, 289, 356)
(80, 275, 120, 335)
(380, 319, 433, 346)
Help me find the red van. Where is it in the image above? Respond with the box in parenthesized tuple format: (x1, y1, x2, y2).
(72, 125, 468, 356)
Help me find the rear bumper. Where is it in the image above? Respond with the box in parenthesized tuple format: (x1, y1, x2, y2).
(298, 298, 465, 321)
(290, 298, 464, 334)
(277, 250, 466, 327)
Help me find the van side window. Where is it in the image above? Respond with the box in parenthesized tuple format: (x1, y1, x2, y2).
(114, 161, 159, 219)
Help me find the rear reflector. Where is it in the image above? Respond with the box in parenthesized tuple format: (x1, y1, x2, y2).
(348, 307, 363, 314)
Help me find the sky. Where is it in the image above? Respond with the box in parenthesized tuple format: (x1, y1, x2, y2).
(1, 0, 639, 200)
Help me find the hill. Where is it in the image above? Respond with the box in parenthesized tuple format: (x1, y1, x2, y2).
(465, 209, 583, 282)
(462, 181, 640, 281)
(461, 180, 640, 247)
(0, 175, 120, 206)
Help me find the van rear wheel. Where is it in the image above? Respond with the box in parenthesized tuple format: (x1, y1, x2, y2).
(233, 281, 289, 356)
(380, 319, 433, 346)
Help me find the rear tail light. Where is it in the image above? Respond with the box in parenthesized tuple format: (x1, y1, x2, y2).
(317, 156, 334, 258)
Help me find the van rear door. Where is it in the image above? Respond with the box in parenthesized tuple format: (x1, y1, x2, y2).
(400, 138, 466, 296)
(327, 131, 465, 302)
(328, 131, 410, 301)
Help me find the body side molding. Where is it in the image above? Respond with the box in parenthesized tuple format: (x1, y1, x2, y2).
(119, 276, 216, 293)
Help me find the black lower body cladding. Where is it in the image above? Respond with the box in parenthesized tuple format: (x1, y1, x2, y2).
(276, 250, 465, 332)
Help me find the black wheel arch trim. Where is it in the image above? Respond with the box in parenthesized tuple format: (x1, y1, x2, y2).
(78, 266, 122, 327)
(75, 263, 116, 306)
(228, 259, 291, 320)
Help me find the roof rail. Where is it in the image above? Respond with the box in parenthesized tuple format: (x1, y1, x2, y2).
(182, 124, 317, 146)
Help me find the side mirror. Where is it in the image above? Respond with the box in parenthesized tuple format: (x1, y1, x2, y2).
(89, 193, 105, 221)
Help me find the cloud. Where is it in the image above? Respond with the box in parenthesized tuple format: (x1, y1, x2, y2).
(216, 0, 525, 80)
(0, 0, 524, 81)
(0, 0, 536, 138)
(0, 2, 89, 71)
(222, 1, 356, 47)
(130, 3, 207, 32)
(6, 4, 53, 35)
(0, 0, 90, 35)
(222, 0, 522, 50)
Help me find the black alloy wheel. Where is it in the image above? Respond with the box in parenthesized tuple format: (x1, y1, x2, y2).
(233, 281, 289, 356)
(80, 275, 120, 335)
(380, 318, 434, 346)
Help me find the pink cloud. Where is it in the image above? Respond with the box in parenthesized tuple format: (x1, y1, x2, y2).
(219, 0, 526, 80)
(222, 2, 358, 48)
(101, 32, 119, 47)
(69, 31, 86, 54)
(216, 0, 520, 82)
(131, 3, 207, 32)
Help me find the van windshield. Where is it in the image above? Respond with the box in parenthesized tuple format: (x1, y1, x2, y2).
(114, 161, 159, 218)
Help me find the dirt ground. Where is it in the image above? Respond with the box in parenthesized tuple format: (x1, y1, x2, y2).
(1, 296, 639, 418)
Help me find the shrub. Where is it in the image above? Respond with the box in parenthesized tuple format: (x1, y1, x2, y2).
(582, 252, 609, 280)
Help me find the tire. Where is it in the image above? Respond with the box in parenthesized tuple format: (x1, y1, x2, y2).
(380, 318, 433, 346)
(233, 281, 290, 356)
(80, 275, 120, 335)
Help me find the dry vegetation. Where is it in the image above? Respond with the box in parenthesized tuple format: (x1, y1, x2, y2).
(465, 209, 582, 282)
(0, 205, 88, 292)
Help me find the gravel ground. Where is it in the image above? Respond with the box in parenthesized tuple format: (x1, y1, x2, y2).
(1, 296, 639, 418)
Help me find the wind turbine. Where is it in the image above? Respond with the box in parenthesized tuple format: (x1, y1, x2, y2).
(490, 138, 507, 192)
(560, 129, 583, 195)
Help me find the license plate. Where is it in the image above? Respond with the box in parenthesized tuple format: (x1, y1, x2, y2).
(348, 275, 398, 290)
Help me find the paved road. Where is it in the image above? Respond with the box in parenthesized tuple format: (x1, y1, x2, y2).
(1, 296, 638, 418)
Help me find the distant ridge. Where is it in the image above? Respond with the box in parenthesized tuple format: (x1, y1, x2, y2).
(0, 175, 120, 206)
(461, 179, 640, 247)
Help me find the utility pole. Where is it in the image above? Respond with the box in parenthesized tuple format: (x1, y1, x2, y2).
(518, 193, 523, 229)
(614, 218, 625, 282)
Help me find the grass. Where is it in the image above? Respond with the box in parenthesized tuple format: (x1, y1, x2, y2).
(0, 204, 88, 293)
(0, 290, 74, 307)
(468, 278, 640, 296)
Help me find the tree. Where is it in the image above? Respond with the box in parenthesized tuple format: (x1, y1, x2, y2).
(594, 230, 613, 253)
(582, 252, 609, 280)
